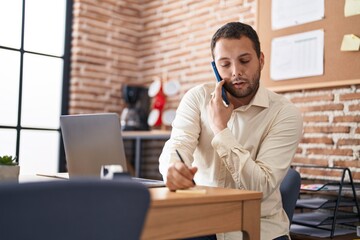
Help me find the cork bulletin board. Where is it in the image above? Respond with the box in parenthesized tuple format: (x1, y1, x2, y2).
(257, 0, 360, 92)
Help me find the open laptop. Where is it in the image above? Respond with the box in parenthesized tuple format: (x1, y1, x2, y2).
(60, 113, 165, 188)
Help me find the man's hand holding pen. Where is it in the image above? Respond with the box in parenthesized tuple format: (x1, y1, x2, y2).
(165, 150, 197, 191)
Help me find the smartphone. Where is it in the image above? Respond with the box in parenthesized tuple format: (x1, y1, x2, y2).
(211, 61, 229, 105)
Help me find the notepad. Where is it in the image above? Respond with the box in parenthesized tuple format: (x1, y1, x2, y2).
(176, 188, 207, 194)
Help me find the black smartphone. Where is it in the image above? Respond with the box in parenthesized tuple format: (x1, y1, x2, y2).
(211, 61, 229, 105)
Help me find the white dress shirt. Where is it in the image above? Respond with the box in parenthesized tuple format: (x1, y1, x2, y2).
(159, 82, 303, 240)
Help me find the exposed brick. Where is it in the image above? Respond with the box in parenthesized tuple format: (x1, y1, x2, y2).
(307, 148, 353, 156)
(293, 157, 329, 166)
(304, 126, 350, 134)
(303, 115, 329, 123)
(296, 147, 303, 154)
(349, 104, 360, 111)
(333, 115, 360, 123)
(291, 94, 334, 103)
(300, 104, 344, 113)
(299, 168, 343, 178)
(243, 13, 255, 19)
(333, 160, 360, 168)
(356, 128, 360, 134)
(352, 172, 360, 182)
(301, 137, 334, 145)
(305, 86, 348, 92)
(339, 92, 360, 101)
(337, 139, 360, 146)
(70, 0, 141, 116)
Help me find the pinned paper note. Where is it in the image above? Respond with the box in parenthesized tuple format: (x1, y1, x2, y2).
(340, 34, 360, 51)
(271, 0, 324, 30)
(344, 0, 360, 17)
(270, 30, 324, 81)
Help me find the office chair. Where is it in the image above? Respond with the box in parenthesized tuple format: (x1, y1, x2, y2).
(0, 178, 150, 240)
(280, 168, 301, 225)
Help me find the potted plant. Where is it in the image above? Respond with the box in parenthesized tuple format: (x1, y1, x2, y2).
(0, 155, 20, 182)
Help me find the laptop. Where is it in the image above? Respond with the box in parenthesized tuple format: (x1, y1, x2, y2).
(60, 113, 165, 188)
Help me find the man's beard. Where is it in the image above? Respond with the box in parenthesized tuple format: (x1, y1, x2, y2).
(223, 65, 261, 99)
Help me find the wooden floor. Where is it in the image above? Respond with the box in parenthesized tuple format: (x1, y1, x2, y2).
(291, 232, 357, 240)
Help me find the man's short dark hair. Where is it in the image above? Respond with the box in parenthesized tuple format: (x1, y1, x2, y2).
(211, 22, 261, 59)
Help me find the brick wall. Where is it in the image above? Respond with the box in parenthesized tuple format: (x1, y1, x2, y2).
(70, 0, 360, 181)
(283, 87, 360, 181)
(70, 0, 141, 114)
(138, 0, 256, 110)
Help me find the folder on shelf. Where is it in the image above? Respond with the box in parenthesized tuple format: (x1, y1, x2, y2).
(300, 183, 327, 191)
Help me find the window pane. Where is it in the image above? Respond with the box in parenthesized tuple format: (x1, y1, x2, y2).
(0, 0, 22, 49)
(24, 0, 66, 56)
(0, 129, 17, 157)
(21, 53, 63, 129)
(19, 130, 59, 174)
(0, 49, 20, 126)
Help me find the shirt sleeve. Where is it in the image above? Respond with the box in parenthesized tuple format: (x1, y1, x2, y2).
(158, 86, 204, 181)
(211, 104, 303, 199)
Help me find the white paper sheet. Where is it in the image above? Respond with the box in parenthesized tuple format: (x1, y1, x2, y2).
(272, 0, 324, 30)
(270, 29, 324, 81)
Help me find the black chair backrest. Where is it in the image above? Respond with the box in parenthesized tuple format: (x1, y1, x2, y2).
(0, 179, 150, 240)
(280, 168, 301, 225)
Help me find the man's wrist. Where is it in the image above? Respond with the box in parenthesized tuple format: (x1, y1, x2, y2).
(213, 126, 226, 135)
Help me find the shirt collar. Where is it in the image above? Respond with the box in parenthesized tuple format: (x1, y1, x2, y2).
(236, 82, 269, 111)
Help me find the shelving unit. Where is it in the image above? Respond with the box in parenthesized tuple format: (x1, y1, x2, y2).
(122, 130, 170, 178)
(291, 167, 360, 238)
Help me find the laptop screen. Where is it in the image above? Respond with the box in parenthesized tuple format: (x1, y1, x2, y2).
(60, 113, 128, 177)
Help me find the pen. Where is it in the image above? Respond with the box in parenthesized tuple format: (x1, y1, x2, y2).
(175, 149, 196, 185)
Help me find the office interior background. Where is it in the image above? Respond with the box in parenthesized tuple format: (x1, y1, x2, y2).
(0, 0, 359, 181)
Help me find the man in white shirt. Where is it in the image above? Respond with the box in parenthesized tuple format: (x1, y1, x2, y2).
(159, 22, 303, 240)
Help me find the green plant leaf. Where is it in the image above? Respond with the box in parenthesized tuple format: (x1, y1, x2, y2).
(0, 155, 18, 166)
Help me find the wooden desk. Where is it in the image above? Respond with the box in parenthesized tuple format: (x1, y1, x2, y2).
(122, 130, 171, 177)
(19, 176, 262, 239)
(142, 186, 262, 240)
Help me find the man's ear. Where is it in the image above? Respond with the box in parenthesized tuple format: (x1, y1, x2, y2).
(260, 52, 265, 70)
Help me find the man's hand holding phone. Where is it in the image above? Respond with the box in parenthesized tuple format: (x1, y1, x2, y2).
(208, 80, 234, 134)
(209, 61, 234, 134)
(211, 61, 229, 105)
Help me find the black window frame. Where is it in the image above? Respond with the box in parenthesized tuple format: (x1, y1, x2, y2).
(0, 0, 73, 172)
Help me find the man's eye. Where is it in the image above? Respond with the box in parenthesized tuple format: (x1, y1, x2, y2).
(220, 64, 230, 67)
(240, 60, 250, 64)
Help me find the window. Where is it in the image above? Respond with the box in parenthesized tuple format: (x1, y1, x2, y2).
(0, 0, 72, 173)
